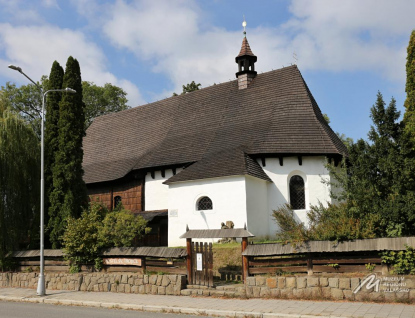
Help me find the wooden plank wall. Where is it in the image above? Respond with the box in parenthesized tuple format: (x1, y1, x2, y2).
(248, 252, 384, 275)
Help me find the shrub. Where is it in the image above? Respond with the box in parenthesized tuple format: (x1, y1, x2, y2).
(381, 245, 415, 275)
(273, 202, 378, 244)
(62, 201, 150, 271)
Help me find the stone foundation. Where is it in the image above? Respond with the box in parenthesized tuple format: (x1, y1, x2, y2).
(246, 274, 415, 302)
(0, 272, 186, 295)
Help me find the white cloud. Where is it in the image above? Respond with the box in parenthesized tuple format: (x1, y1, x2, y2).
(99, 0, 412, 95)
(0, 23, 145, 106)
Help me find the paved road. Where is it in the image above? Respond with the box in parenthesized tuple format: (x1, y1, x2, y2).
(0, 301, 201, 318)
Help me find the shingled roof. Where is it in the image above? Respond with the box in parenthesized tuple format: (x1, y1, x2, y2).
(237, 37, 256, 57)
(83, 65, 347, 184)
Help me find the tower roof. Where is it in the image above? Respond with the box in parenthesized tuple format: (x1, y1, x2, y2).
(237, 37, 256, 58)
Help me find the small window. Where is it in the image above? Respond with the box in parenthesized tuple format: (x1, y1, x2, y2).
(197, 196, 213, 211)
(114, 196, 122, 209)
(289, 175, 305, 210)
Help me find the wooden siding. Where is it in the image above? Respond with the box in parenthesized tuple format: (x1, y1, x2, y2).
(88, 178, 144, 212)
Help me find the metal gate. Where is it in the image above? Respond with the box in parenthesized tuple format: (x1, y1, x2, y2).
(191, 242, 213, 287)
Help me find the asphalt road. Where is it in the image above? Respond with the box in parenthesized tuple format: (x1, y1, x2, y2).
(0, 301, 203, 318)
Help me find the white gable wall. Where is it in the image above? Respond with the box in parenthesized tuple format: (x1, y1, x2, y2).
(144, 168, 182, 211)
(245, 175, 269, 237)
(262, 156, 331, 236)
(167, 176, 247, 247)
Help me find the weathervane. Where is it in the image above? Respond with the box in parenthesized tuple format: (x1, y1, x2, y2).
(293, 51, 298, 65)
(242, 15, 247, 36)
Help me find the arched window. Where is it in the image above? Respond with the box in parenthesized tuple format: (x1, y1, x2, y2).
(197, 196, 213, 211)
(114, 196, 122, 209)
(289, 175, 305, 210)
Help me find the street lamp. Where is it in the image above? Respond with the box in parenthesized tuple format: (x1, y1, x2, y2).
(8, 64, 76, 296)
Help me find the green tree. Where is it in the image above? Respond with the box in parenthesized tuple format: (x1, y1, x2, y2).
(83, 82, 129, 128)
(49, 56, 87, 248)
(173, 80, 201, 96)
(1, 80, 129, 132)
(404, 30, 415, 143)
(44, 61, 64, 236)
(0, 78, 46, 138)
(0, 103, 40, 268)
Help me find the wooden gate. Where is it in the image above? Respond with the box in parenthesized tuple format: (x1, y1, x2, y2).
(191, 242, 213, 287)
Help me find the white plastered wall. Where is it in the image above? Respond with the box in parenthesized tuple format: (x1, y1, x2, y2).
(144, 168, 182, 211)
(262, 156, 331, 236)
(245, 175, 269, 238)
(167, 176, 247, 247)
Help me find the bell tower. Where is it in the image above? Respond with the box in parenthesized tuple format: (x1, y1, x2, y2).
(235, 18, 257, 90)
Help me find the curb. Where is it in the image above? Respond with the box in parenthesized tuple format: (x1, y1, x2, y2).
(0, 295, 348, 318)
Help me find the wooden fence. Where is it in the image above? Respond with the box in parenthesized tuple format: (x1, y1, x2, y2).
(248, 252, 384, 275)
(11, 247, 187, 274)
(242, 237, 415, 277)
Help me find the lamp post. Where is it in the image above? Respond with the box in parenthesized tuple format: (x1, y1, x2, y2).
(8, 64, 76, 296)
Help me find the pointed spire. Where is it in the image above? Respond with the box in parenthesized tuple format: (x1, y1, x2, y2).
(235, 17, 257, 89)
(237, 37, 256, 58)
(186, 224, 189, 232)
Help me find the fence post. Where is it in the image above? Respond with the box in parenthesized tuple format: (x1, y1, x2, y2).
(242, 237, 249, 283)
(186, 238, 192, 284)
(307, 254, 313, 275)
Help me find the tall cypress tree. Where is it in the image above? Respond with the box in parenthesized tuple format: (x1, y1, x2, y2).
(44, 61, 64, 241)
(404, 30, 415, 142)
(49, 57, 87, 248)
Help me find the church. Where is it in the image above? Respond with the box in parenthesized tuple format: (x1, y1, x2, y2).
(82, 32, 347, 247)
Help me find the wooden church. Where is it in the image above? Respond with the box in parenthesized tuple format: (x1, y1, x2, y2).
(82, 30, 347, 247)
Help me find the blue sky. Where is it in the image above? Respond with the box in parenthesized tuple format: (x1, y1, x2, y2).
(0, 0, 413, 142)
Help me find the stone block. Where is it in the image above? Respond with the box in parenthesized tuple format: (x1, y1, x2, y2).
(128, 277, 134, 285)
(307, 277, 319, 287)
(245, 286, 252, 297)
(145, 284, 151, 294)
(174, 283, 182, 295)
(328, 277, 339, 288)
(151, 285, 158, 295)
(319, 277, 328, 287)
(286, 277, 296, 288)
(246, 277, 256, 286)
(297, 277, 306, 289)
(252, 286, 261, 297)
(278, 277, 286, 289)
(292, 289, 304, 298)
(321, 287, 331, 298)
(161, 275, 170, 287)
(144, 275, 149, 284)
(409, 289, 415, 299)
(118, 284, 125, 293)
(266, 277, 277, 289)
(168, 275, 177, 283)
(280, 288, 293, 298)
(149, 275, 157, 285)
(156, 275, 163, 286)
(331, 288, 343, 300)
(121, 275, 128, 284)
(166, 284, 174, 295)
(343, 290, 354, 300)
(350, 278, 360, 291)
(339, 278, 350, 290)
(158, 286, 166, 295)
(139, 285, 145, 294)
(125, 284, 131, 293)
(260, 287, 270, 297)
(256, 276, 266, 286)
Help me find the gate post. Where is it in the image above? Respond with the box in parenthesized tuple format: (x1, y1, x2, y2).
(186, 238, 192, 284)
(242, 237, 249, 283)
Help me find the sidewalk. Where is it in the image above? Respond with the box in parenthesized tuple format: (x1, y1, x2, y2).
(1, 287, 415, 318)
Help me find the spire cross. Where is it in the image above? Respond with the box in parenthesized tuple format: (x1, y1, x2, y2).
(242, 15, 247, 36)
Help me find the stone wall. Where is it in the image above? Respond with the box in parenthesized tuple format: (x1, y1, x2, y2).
(0, 272, 186, 295)
(246, 275, 415, 302)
